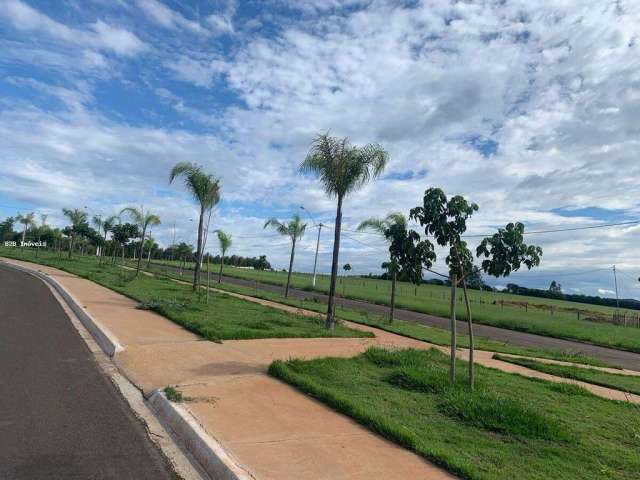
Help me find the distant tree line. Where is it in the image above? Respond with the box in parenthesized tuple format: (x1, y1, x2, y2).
(504, 282, 640, 311)
(366, 265, 495, 292)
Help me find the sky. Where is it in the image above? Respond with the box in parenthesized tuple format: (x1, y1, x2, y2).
(1, 0, 639, 298)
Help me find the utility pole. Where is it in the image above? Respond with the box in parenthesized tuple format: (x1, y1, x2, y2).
(300, 206, 322, 289)
(613, 265, 620, 309)
(312, 223, 323, 288)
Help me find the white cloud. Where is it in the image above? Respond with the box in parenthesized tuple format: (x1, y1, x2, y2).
(136, 0, 206, 35)
(598, 289, 616, 296)
(0, 0, 147, 56)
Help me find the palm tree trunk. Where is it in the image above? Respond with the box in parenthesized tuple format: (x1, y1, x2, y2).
(68, 235, 75, 259)
(325, 195, 343, 330)
(21, 225, 26, 244)
(449, 273, 457, 383)
(462, 279, 475, 391)
(147, 247, 152, 268)
(390, 268, 396, 323)
(285, 239, 296, 298)
(218, 254, 224, 283)
(136, 225, 146, 276)
(193, 207, 205, 291)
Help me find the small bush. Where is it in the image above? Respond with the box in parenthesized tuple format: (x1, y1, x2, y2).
(437, 390, 571, 441)
(164, 386, 183, 403)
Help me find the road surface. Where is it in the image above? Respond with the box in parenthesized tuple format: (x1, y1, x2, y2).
(153, 262, 640, 371)
(0, 264, 176, 480)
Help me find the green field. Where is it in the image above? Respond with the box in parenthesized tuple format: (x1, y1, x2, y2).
(149, 259, 640, 353)
(493, 355, 640, 395)
(0, 249, 369, 341)
(270, 348, 640, 480)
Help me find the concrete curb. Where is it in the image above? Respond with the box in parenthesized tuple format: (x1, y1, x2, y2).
(1, 261, 124, 357)
(149, 391, 256, 480)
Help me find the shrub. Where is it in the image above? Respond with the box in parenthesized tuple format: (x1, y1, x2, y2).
(164, 385, 183, 402)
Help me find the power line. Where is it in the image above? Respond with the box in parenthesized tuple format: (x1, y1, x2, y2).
(462, 220, 640, 238)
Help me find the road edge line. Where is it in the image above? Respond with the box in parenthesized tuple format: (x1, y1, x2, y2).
(1, 260, 123, 357)
(148, 390, 257, 480)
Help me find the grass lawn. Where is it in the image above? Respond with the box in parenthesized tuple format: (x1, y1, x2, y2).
(493, 354, 640, 396)
(270, 347, 640, 480)
(0, 249, 369, 341)
(151, 259, 640, 353)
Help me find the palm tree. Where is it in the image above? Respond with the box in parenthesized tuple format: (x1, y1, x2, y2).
(215, 230, 232, 283)
(169, 162, 221, 291)
(120, 207, 161, 277)
(358, 212, 407, 322)
(62, 208, 88, 258)
(15, 212, 36, 244)
(300, 134, 388, 329)
(264, 214, 307, 298)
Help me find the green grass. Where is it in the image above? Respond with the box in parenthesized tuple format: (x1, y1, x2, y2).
(269, 347, 640, 480)
(163, 385, 183, 402)
(0, 248, 370, 341)
(493, 354, 640, 396)
(149, 260, 640, 353)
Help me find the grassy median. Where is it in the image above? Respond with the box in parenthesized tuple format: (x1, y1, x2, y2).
(492, 354, 640, 395)
(0, 249, 370, 341)
(270, 347, 640, 480)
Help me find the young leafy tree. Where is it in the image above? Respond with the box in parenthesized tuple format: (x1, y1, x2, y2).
(0, 216, 15, 241)
(62, 208, 89, 259)
(169, 162, 221, 291)
(358, 213, 408, 322)
(410, 188, 478, 384)
(144, 237, 158, 267)
(215, 229, 232, 283)
(473, 222, 542, 388)
(120, 207, 161, 277)
(16, 212, 36, 244)
(264, 214, 306, 298)
(300, 134, 388, 329)
(110, 223, 139, 266)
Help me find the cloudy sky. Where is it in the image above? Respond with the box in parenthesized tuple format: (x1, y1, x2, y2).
(1, 0, 639, 297)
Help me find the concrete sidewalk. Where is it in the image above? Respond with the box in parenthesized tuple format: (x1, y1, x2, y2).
(4, 258, 639, 480)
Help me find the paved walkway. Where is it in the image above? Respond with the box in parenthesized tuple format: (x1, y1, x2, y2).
(0, 263, 175, 480)
(3, 258, 639, 480)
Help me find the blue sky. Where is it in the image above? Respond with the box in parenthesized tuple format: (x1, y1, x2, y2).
(1, 0, 639, 298)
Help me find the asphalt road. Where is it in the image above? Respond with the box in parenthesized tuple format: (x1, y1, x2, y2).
(0, 264, 176, 480)
(153, 262, 640, 371)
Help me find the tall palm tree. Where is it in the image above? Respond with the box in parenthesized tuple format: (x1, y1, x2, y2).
(120, 207, 161, 277)
(215, 230, 232, 283)
(169, 162, 221, 291)
(358, 212, 406, 322)
(16, 212, 36, 244)
(300, 134, 388, 329)
(264, 214, 307, 298)
(62, 208, 88, 259)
